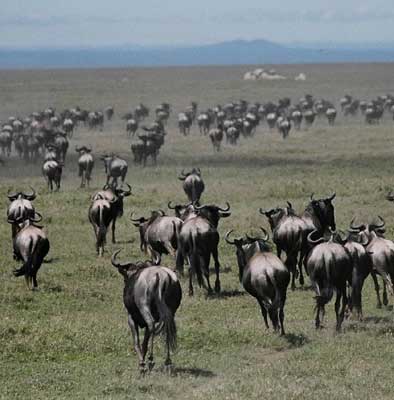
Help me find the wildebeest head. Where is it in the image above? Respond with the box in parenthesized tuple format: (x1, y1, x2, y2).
(7, 187, 36, 202)
(130, 209, 165, 251)
(194, 202, 231, 227)
(178, 167, 201, 180)
(225, 228, 271, 282)
(111, 183, 132, 216)
(8, 210, 43, 233)
(308, 193, 336, 232)
(348, 216, 386, 241)
(168, 201, 195, 220)
(75, 145, 92, 154)
(111, 250, 152, 280)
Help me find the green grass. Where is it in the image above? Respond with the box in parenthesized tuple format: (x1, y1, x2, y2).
(1, 63, 394, 399)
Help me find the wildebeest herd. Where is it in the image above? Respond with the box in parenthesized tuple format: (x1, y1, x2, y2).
(3, 93, 394, 376)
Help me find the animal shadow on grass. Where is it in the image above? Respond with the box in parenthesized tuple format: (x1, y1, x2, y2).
(43, 257, 60, 264)
(171, 367, 216, 378)
(363, 315, 393, 324)
(115, 239, 134, 245)
(283, 333, 310, 348)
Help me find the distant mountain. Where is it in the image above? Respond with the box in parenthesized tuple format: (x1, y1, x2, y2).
(1, 39, 394, 69)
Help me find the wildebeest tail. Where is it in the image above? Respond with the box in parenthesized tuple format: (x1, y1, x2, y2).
(153, 274, 177, 351)
(313, 257, 334, 307)
(189, 234, 203, 288)
(97, 206, 107, 249)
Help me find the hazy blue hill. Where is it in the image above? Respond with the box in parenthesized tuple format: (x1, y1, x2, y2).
(1, 39, 394, 69)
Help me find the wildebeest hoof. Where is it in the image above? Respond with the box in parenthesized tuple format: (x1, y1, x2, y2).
(383, 294, 388, 306)
(164, 363, 173, 374)
(299, 276, 304, 286)
(139, 363, 148, 376)
(214, 281, 221, 293)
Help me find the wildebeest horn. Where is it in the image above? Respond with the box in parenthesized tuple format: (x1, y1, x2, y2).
(217, 202, 231, 212)
(22, 186, 36, 200)
(111, 250, 131, 269)
(307, 230, 325, 245)
(310, 193, 315, 201)
(158, 209, 166, 216)
(286, 201, 293, 209)
(130, 212, 142, 223)
(30, 211, 42, 223)
(260, 227, 270, 241)
(246, 227, 270, 242)
(327, 192, 336, 201)
(7, 189, 20, 200)
(197, 167, 201, 175)
(335, 229, 349, 244)
(349, 217, 366, 232)
(225, 230, 236, 245)
(371, 215, 385, 229)
(121, 183, 132, 196)
(168, 201, 176, 209)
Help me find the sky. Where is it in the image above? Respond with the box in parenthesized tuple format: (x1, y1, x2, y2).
(1, 0, 394, 48)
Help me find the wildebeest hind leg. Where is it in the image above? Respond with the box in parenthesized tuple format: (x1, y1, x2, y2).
(211, 248, 221, 293)
(128, 315, 146, 374)
(257, 299, 269, 329)
(371, 271, 382, 308)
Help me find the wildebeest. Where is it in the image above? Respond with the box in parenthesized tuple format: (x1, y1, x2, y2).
(176, 202, 231, 295)
(306, 230, 352, 331)
(53, 131, 69, 163)
(260, 203, 307, 290)
(326, 108, 337, 126)
(42, 159, 63, 192)
(6, 187, 37, 240)
(226, 229, 290, 335)
(290, 109, 303, 130)
(335, 228, 372, 320)
(303, 110, 316, 129)
(130, 210, 183, 264)
(178, 168, 205, 204)
(10, 213, 50, 290)
(178, 113, 192, 135)
(131, 132, 165, 166)
(76, 145, 94, 188)
(349, 216, 394, 309)
(88, 197, 113, 256)
(277, 117, 291, 139)
(209, 126, 224, 152)
(91, 183, 132, 244)
(105, 106, 114, 121)
(101, 154, 128, 187)
(111, 250, 182, 374)
(0, 128, 12, 157)
(126, 118, 138, 137)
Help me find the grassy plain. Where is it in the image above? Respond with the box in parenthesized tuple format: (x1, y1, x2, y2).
(1, 63, 394, 399)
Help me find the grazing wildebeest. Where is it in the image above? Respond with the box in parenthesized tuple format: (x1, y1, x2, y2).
(88, 197, 112, 256)
(178, 168, 205, 204)
(260, 203, 307, 290)
(349, 216, 394, 309)
(6, 188, 37, 240)
(176, 202, 231, 295)
(209, 126, 224, 152)
(10, 213, 50, 290)
(130, 210, 183, 264)
(306, 230, 352, 331)
(226, 229, 290, 335)
(75, 145, 94, 188)
(226, 126, 240, 145)
(101, 154, 128, 187)
(42, 159, 63, 192)
(91, 183, 132, 244)
(111, 250, 182, 374)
